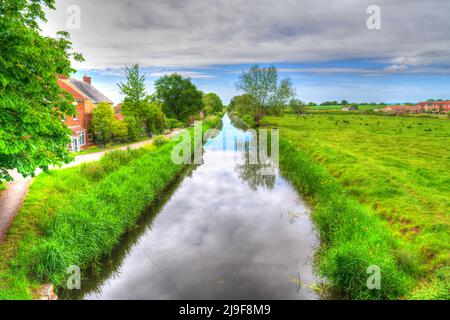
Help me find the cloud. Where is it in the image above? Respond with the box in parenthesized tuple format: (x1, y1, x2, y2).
(147, 71, 215, 79)
(39, 0, 450, 71)
(383, 64, 409, 72)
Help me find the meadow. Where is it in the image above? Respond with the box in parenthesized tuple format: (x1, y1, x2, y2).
(0, 116, 220, 299)
(263, 113, 450, 299)
(306, 104, 382, 111)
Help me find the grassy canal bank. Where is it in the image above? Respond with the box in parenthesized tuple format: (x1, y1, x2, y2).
(261, 113, 449, 299)
(0, 116, 221, 299)
(229, 111, 449, 299)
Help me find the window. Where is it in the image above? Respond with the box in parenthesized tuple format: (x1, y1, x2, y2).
(73, 113, 78, 120)
(80, 131, 86, 146)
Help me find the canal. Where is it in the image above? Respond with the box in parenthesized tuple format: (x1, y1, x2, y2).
(63, 114, 319, 299)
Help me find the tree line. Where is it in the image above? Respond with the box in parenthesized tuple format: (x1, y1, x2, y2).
(0, 0, 223, 181)
(90, 64, 224, 145)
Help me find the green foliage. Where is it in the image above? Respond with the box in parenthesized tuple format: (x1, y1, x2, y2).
(202, 92, 223, 115)
(235, 65, 294, 125)
(289, 99, 306, 115)
(143, 100, 166, 135)
(91, 102, 128, 144)
(123, 115, 143, 141)
(228, 94, 254, 115)
(118, 65, 166, 138)
(154, 73, 204, 122)
(152, 135, 169, 147)
(117, 64, 146, 104)
(0, 0, 83, 181)
(166, 118, 183, 129)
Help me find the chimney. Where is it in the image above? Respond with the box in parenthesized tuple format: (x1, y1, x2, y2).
(83, 75, 91, 85)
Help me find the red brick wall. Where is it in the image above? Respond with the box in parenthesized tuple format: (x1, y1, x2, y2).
(64, 101, 92, 149)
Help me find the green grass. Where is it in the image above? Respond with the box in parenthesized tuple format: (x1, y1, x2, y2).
(307, 104, 382, 111)
(262, 113, 450, 299)
(0, 116, 220, 299)
(73, 135, 152, 155)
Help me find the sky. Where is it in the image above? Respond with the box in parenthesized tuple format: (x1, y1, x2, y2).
(40, 0, 450, 105)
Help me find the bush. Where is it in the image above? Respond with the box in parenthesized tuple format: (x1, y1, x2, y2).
(166, 118, 183, 129)
(153, 135, 169, 147)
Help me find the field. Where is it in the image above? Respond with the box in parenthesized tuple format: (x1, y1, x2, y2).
(306, 104, 382, 111)
(263, 113, 450, 298)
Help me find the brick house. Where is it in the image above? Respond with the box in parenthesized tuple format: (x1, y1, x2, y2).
(58, 75, 113, 151)
(430, 100, 450, 113)
(416, 101, 450, 113)
(382, 105, 419, 114)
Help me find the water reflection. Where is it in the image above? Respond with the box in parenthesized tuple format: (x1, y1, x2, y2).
(63, 114, 319, 300)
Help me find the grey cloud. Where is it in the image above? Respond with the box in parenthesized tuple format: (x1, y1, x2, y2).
(41, 0, 450, 70)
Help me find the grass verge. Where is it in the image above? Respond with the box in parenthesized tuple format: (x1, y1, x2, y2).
(279, 138, 417, 299)
(0, 116, 220, 299)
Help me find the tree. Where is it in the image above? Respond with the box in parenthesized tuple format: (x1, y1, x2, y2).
(118, 64, 146, 104)
(203, 92, 223, 115)
(154, 73, 204, 122)
(0, 0, 83, 181)
(90, 102, 128, 144)
(235, 65, 295, 125)
(289, 99, 306, 115)
(229, 94, 254, 115)
(118, 65, 166, 138)
(341, 100, 348, 105)
(142, 99, 166, 136)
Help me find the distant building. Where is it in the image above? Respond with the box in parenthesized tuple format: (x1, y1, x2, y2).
(341, 106, 358, 111)
(382, 101, 450, 114)
(58, 75, 113, 151)
(382, 105, 420, 114)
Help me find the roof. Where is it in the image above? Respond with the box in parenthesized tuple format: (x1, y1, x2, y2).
(57, 79, 86, 101)
(431, 100, 450, 106)
(69, 78, 113, 104)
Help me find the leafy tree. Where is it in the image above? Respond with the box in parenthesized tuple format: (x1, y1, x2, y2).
(142, 100, 166, 136)
(118, 64, 146, 104)
(341, 100, 348, 105)
(203, 92, 223, 115)
(0, 0, 83, 181)
(123, 115, 143, 141)
(229, 94, 254, 115)
(289, 99, 306, 115)
(154, 73, 204, 122)
(235, 65, 295, 125)
(90, 102, 128, 144)
(118, 65, 166, 138)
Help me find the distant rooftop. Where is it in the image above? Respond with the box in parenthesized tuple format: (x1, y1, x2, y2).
(69, 78, 113, 104)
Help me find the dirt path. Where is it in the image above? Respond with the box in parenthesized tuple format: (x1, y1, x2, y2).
(0, 130, 180, 243)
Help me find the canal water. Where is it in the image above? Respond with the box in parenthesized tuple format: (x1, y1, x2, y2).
(64, 114, 319, 300)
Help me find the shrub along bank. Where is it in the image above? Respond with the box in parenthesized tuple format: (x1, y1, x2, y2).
(0, 116, 221, 299)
